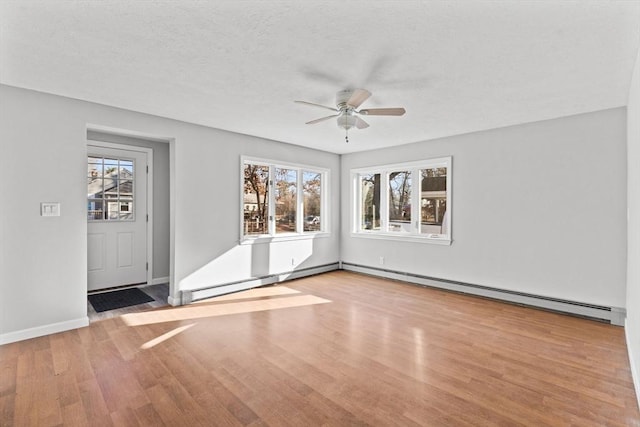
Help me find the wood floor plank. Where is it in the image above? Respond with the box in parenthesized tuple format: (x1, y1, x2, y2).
(133, 402, 165, 426)
(0, 394, 15, 426)
(1, 271, 639, 426)
(77, 377, 112, 427)
(60, 401, 89, 426)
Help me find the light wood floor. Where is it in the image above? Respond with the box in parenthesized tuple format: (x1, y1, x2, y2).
(1, 271, 638, 426)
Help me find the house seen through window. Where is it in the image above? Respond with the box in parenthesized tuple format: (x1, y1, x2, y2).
(355, 157, 451, 243)
(87, 156, 135, 221)
(243, 158, 326, 240)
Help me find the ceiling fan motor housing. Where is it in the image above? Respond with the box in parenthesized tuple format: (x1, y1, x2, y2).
(336, 89, 355, 108)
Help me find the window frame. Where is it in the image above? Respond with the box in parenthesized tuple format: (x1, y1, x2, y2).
(240, 156, 329, 244)
(87, 155, 136, 222)
(351, 156, 452, 245)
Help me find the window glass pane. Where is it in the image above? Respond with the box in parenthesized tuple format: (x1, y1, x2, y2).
(243, 164, 269, 235)
(118, 179, 133, 198)
(119, 160, 134, 178)
(420, 167, 447, 234)
(88, 158, 103, 178)
(275, 168, 297, 234)
(303, 171, 321, 232)
(361, 173, 381, 230)
(119, 201, 133, 220)
(87, 176, 103, 198)
(87, 199, 104, 220)
(104, 159, 119, 177)
(388, 171, 411, 232)
(88, 157, 103, 198)
(106, 201, 119, 220)
(104, 183, 119, 199)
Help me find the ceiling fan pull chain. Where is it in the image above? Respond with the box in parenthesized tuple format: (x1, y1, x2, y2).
(345, 128, 349, 143)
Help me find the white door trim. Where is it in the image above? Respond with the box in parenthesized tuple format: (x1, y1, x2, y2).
(87, 140, 154, 288)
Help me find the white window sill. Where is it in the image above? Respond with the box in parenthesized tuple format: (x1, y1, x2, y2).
(350, 232, 452, 245)
(240, 232, 330, 245)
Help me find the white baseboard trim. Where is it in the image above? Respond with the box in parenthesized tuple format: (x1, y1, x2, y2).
(167, 295, 180, 307)
(151, 276, 170, 286)
(0, 316, 89, 345)
(341, 263, 625, 325)
(625, 319, 640, 411)
(181, 262, 340, 304)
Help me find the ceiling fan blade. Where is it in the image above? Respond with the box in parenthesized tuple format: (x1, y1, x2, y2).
(359, 107, 406, 116)
(355, 116, 369, 129)
(346, 89, 372, 108)
(294, 100, 338, 112)
(306, 114, 339, 125)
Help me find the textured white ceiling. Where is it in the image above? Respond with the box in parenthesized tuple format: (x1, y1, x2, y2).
(1, 1, 639, 154)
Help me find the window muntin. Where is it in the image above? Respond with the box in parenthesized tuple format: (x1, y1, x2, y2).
(353, 157, 451, 242)
(242, 158, 327, 240)
(87, 156, 135, 221)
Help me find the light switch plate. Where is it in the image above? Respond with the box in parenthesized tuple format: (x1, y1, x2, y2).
(41, 202, 60, 217)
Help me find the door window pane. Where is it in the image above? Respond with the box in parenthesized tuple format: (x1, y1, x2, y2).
(107, 201, 119, 219)
(361, 173, 381, 231)
(119, 201, 134, 220)
(388, 171, 411, 232)
(275, 168, 297, 234)
(243, 164, 269, 235)
(303, 171, 321, 232)
(88, 200, 104, 220)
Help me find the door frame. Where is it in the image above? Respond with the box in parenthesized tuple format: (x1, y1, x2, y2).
(86, 140, 154, 288)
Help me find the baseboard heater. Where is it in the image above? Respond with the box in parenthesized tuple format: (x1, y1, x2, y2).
(180, 262, 340, 304)
(341, 262, 626, 326)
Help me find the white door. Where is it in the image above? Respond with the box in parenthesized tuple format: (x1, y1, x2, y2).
(87, 144, 148, 291)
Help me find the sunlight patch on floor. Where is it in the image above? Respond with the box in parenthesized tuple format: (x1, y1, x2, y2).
(141, 323, 196, 349)
(122, 294, 331, 326)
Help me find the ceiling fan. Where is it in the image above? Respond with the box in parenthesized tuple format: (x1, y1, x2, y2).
(295, 88, 406, 142)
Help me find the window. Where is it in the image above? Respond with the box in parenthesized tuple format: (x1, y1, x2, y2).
(87, 156, 135, 221)
(242, 158, 328, 241)
(352, 157, 451, 243)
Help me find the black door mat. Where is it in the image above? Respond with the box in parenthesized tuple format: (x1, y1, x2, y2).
(88, 288, 154, 312)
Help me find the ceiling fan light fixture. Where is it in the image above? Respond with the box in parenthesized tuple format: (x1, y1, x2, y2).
(337, 112, 356, 130)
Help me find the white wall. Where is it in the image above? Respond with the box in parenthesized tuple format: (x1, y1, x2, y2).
(172, 117, 341, 293)
(341, 108, 628, 308)
(0, 84, 340, 343)
(1, 86, 89, 341)
(626, 39, 640, 404)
